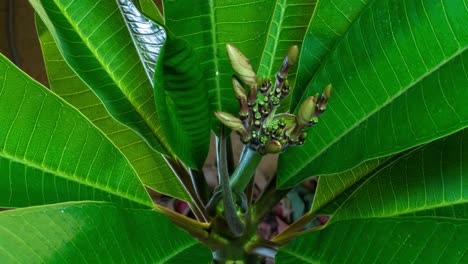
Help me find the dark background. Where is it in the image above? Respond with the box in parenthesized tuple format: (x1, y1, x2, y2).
(1, 0, 48, 86)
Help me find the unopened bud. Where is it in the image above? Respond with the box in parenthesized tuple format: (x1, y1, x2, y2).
(232, 75, 248, 116)
(297, 96, 317, 127)
(226, 44, 257, 88)
(214, 111, 249, 140)
(316, 84, 332, 116)
(262, 140, 283, 154)
(279, 45, 299, 76)
(286, 45, 299, 66)
(232, 75, 247, 101)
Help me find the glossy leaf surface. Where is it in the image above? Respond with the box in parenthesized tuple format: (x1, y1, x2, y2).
(117, 0, 166, 86)
(154, 36, 211, 168)
(310, 156, 391, 215)
(35, 18, 190, 201)
(0, 54, 153, 208)
(278, 129, 468, 263)
(0, 202, 212, 263)
(330, 128, 468, 223)
(163, 0, 276, 129)
(29, 0, 173, 156)
(291, 0, 370, 106)
(278, 0, 468, 187)
(276, 217, 468, 263)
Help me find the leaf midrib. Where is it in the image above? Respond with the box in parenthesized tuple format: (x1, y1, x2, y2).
(209, 0, 222, 111)
(0, 151, 152, 208)
(288, 46, 467, 180)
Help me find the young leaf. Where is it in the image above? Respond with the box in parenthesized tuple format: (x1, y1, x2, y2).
(117, 1, 211, 169)
(290, 0, 370, 107)
(0, 202, 212, 263)
(29, 0, 173, 156)
(154, 35, 212, 169)
(278, 0, 468, 187)
(35, 18, 190, 201)
(163, 0, 276, 130)
(0, 54, 153, 208)
(276, 217, 468, 263)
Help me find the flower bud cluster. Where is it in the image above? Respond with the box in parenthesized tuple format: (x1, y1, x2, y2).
(215, 44, 332, 155)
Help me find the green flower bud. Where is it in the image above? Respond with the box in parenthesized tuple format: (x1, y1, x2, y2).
(226, 44, 257, 88)
(297, 96, 317, 127)
(287, 45, 299, 66)
(214, 111, 250, 141)
(262, 140, 283, 154)
(232, 75, 248, 117)
(316, 84, 332, 115)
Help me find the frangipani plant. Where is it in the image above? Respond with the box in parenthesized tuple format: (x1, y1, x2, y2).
(0, 0, 467, 263)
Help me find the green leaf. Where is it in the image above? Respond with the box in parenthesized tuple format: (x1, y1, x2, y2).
(154, 36, 211, 168)
(0, 202, 212, 263)
(278, 0, 468, 187)
(257, 0, 315, 82)
(329, 128, 468, 223)
(163, 0, 276, 129)
(29, 0, 173, 156)
(35, 18, 190, 201)
(0, 54, 153, 208)
(310, 156, 392, 216)
(290, 0, 370, 107)
(276, 217, 468, 263)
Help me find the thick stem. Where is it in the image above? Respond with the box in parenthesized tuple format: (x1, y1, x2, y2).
(216, 127, 245, 237)
(229, 146, 262, 193)
(226, 134, 235, 174)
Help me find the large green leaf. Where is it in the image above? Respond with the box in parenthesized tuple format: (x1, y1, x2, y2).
(278, 0, 468, 187)
(0, 54, 153, 208)
(163, 0, 276, 129)
(29, 0, 173, 156)
(310, 156, 392, 216)
(276, 217, 468, 263)
(329, 128, 468, 223)
(276, 128, 468, 263)
(0, 202, 212, 263)
(290, 0, 370, 107)
(35, 18, 190, 201)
